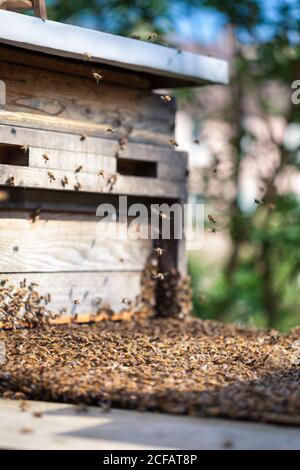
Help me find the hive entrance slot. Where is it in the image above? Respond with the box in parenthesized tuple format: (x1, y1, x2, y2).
(0, 144, 29, 166)
(117, 158, 157, 178)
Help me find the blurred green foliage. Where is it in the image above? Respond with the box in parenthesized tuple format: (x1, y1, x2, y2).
(50, 0, 300, 331)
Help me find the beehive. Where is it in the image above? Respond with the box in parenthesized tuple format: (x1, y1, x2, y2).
(0, 10, 228, 322)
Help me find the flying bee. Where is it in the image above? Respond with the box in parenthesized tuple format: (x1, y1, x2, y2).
(47, 171, 55, 182)
(154, 247, 164, 257)
(209, 227, 220, 234)
(31, 207, 41, 224)
(80, 133, 87, 141)
(74, 182, 81, 191)
(42, 154, 49, 163)
(107, 174, 118, 191)
(74, 299, 80, 305)
(83, 52, 92, 61)
(21, 144, 29, 153)
(194, 139, 200, 144)
(160, 95, 172, 103)
(6, 176, 15, 186)
(254, 198, 263, 205)
(98, 169, 105, 177)
(106, 128, 115, 133)
(152, 271, 168, 281)
(147, 32, 158, 41)
(61, 176, 68, 187)
(75, 165, 83, 173)
(169, 139, 179, 147)
(207, 214, 217, 224)
(122, 297, 131, 305)
(92, 72, 103, 83)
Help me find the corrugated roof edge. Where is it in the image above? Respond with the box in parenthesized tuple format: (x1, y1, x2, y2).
(0, 10, 229, 86)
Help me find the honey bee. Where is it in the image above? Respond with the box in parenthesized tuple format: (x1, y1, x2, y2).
(154, 247, 164, 257)
(98, 169, 105, 177)
(83, 52, 92, 61)
(20, 427, 33, 434)
(80, 133, 87, 141)
(122, 297, 131, 305)
(147, 32, 158, 41)
(74, 182, 81, 191)
(207, 214, 217, 224)
(194, 139, 200, 144)
(160, 95, 172, 103)
(107, 174, 118, 191)
(47, 171, 55, 182)
(6, 176, 15, 186)
(61, 176, 68, 188)
(31, 207, 41, 224)
(74, 299, 80, 305)
(75, 165, 83, 173)
(169, 139, 179, 147)
(19, 401, 29, 412)
(32, 411, 43, 418)
(152, 271, 168, 281)
(21, 144, 29, 153)
(92, 72, 103, 83)
(0, 190, 9, 202)
(106, 128, 115, 133)
(42, 154, 49, 163)
(254, 198, 263, 205)
(131, 34, 141, 40)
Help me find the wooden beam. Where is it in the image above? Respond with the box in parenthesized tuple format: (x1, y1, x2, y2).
(0, 1, 32, 10)
(0, 80, 5, 110)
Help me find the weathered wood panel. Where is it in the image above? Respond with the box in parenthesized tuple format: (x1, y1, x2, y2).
(29, 147, 116, 174)
(3, 272, 143, 314)
(0, 80, 5, 109)
(0, 211, 152, 272)
(0, 57, 175, 143)
(0, 116, 184, 160)
(0, 164, 186, 198)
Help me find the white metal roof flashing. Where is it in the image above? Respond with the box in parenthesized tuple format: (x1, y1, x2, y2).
(0, 10, 229, 87)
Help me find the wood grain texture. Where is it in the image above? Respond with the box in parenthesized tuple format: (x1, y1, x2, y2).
(29, 147, 116, 174)
(0, 57, 175, 143)
(0, 80, 5, 109)
(0, 164, 186, 198)
(0, 210, 152, 272)
(2, 272, 143, 314)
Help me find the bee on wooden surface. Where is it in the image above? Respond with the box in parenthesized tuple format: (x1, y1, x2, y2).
(80, 133, 87, 141)
(21, 144, 29, 153)
(0, 190, 9, 202)
(20, 278, 26, 288)
(92, 72, 104, 83)
(152, 271, 168, 281)
(83, 52, 92, 61)
(47, 171, 55, 182)
(20, 427, 33, 434)
(29, 282, 39, 291)
(75, 165, 83, 173)
(74, 182, 81, 191)
(31, 207, 41, 224)
(61, 176, 69, 188)
(122, 298, 131, 305)
(6, 176, 15, 186)
(19, 401, 29, 412)
(169, 139, 179, 148)
(207, 214, 217, 224)
(42, 154, 49, 163)
(154, 247, 164, 257)
(107, 174, 118, 191)
(98, 169, 105, 177)
(147, 32, 158, 41)
(45, 293, 51, 304)
(106, 128, 115, 133)
(160, 95, 172, 103)
(32, 411, 43, 418)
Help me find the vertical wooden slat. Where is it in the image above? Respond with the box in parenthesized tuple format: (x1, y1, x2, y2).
(0, 80, 5, 110)
(32, 0, 47, 19)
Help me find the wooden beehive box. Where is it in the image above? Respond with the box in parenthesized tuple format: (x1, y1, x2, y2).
(0, 10, 228, 321)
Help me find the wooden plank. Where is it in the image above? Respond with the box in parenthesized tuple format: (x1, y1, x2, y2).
(0, 164, 186, 198)
(0, 210, 152, 272)
(0, 81, 5, 109)
(0, 58, 175, 142)
(29, 147, 116, 174)
(2, 272, 143, 314)
(0, 116, 182, 158)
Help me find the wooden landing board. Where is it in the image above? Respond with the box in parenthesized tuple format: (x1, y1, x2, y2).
(1, 272, 143, 315)
(0, 164, 186, 198)
(0, 210, 152, 272)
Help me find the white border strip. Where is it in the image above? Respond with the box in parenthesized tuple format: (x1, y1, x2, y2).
(0, 10, 229, 86)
